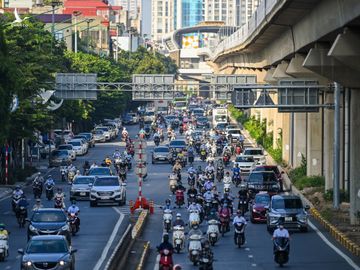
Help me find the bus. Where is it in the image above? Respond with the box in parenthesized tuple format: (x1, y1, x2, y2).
(173, 97, 188, 112)
(212, 107, 228, 126)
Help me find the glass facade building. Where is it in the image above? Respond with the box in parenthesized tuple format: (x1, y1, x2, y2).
(181, 0, 203, 27)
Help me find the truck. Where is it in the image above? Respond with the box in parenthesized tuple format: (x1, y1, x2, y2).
(212, 107, 228, 126)
(147, 100, 169, 115)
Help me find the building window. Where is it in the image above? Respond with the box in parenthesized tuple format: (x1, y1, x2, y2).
(157, 29, 163, 33)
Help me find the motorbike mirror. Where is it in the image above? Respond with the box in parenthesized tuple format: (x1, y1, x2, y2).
(305, 205, 310, 211)
(70, 248, 78, 254)
(18, 249, 24, 255)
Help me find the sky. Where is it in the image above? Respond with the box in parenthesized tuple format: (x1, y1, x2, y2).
(142, 0, 151, 36)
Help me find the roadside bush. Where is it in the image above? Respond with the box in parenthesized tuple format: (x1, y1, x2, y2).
(324, 189, 350, 203)
(12, 165, 37, 183)
(293, 175, 325, 190)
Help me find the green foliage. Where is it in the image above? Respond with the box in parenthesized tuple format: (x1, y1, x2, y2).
(324, 189, 350, 203)
(228, 105, 247, 123)
(289, 155, 307, 180)
(11, 165, 37, 184)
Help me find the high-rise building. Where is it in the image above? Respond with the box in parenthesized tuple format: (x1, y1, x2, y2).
(178, 0, 203, 28)
(203, 0, 237, 26)
(236, 0, 260, 26)
(151, 0, 176, 42)
(116, 0, 141, 19)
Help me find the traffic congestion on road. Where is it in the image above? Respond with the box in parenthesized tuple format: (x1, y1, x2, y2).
(1, 95, 360, 270)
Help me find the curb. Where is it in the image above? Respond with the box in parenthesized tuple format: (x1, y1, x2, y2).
(310, 208, 360, 257)
(136, 241, 150, 270)
(132, 210, 149, 239)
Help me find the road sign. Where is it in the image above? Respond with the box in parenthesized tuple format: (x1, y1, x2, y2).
(231, 88, 256, 107)
(132, 74, 175, 101)
(211, 75, 257, 100)
(54, 73, 97, 100)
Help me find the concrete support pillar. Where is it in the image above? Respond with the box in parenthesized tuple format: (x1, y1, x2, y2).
(306, 112, 322, 176)
(293, 113, 307, 167)
(282, 113, 291, 165)
(324, 93, 334, 190)
(350, 89, 360, 225)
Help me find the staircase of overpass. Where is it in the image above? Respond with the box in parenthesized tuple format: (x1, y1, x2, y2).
(206, 0, 360, 225)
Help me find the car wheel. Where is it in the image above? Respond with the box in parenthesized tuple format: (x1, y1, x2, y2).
(300, 227, 308, 232)
(90, 201, 97, 207)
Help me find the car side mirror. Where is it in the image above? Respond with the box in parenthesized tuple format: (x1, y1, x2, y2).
(18, 249, 24, 255)
(70, 248, 78, 254)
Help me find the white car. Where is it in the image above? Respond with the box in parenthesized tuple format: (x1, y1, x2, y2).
(90, 176, 126, 207)
(243, 148, 266, 165)
(68, 139, 87, 156)
(144, 111, 155, 122)
(233, 155, 257, 174)
(57, 144, 77, 160)
(93, 130, 106, 143)
(54, 129, 73, 143)
(226, 128, 242, 142)
(95, 127, 111, 141)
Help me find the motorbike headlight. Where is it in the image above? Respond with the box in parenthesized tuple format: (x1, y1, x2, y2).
(61, 224, 69, 231)
(192, 250, 198, 255)
(29, 225, 37, 232)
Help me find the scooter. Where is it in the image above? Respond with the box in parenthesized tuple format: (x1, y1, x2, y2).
(45, 184, 54, 201)
(11, 194, 21, 212)
(154, 136, 160, 146)
(32, 184, 42, 199)
(187, 193, 196, 206)
(172, 225, 185, 253)
(189, 210, 200, 228)
(216, 167, 224, 182)
(175, 189, 185, 208)
(273, 237, 290, 267)
(234, 222, 246, 248)
(69, 213, 79, 236)
(223, 154, 230, 166)
(17, 206, 27, 228)
(68, 170, 75, 184)
(119, 168, 127, 182)
(219, 211, 230, 236)
(187, 174, 196, 186)
(207, 219, 220, 246)
(159, 249, 173, 270)
(169, 177, 177, 195)
(0, 234, 9, 261)
(232, 172, 242, 187)
(60, 166, 67, 182)
(199, 251, 214, 270)
(206, 171, 215, 182)
(54, 197, 64, 209)
(238, 198, 248, 215)
(163, 209, 173, 233)
(200, 149, 207, 161)
(188, 234, 202, 266)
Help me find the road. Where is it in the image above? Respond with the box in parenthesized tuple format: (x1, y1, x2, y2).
(0, 127, 142, 270)
(139, 128, 360, 270)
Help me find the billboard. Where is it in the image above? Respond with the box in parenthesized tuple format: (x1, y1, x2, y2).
(54, 73, 97, 100)
(182, 34, 200, 49)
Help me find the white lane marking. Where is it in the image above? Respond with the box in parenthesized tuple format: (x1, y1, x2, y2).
(251, 263, 257, 267)
(153, 254, 160, 270)
(308, 220, 360, 270)
(245, 247, 250, 251)
(93, 207, 125, 270)
(248, 255, 253, 258)
(6, 266, 11, 269)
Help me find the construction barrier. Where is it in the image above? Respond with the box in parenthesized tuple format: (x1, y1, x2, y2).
(149, 200, 154, 214)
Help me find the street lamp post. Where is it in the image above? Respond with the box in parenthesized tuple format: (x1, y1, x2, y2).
(50, 1, 61, 36)
(86, 18, 94, 53)
(73, 11, 81, 53)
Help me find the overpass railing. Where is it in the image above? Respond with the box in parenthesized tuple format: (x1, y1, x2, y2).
(212, 0, 281, 58)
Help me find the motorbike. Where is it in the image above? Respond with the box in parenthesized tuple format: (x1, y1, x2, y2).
(69, 213, 79, 236)
(175, 189, 185, 208)
(216, 167, 224, 182)
(159, 249, 173, 270)
(207, 219, 220, 246)
(219, 211, 230, 236)
(32, 183, 42, 199)
(11, 194, 21, 212)
(238, 197, 248, 215)
(119, 167, 127, 182)
(172, 225, 185, 253)
(45, 184, 54, 201)
(0, 234, 9, 261)
(125, 156, 132, 170)
(154, 136, 160, 146)
(179, 126, 184, 135)
(188, 234, 202, 266)
(189, 210, 200, 228)
(188, 155, 194, 165)
(145, 130, 151, 140)
(54, 197, 64, 209)
(204, 199, 212, 219)
(60, 166, 67, 182)
(232, 172, 242, 187)
(199, 252, 214, 270)
(223, 154, 230, 166)
(273, 237, 290, 267)
(206, 171, 215, 182)
(187, 193, 196, 206)
(200, 149, 207, 161)
(234, 222, 246, 248)
(68, 170, 75, 184)
(169, 177, 178, 195)
(216, 144, 223, 156)
(235, 145, 242, 155)
(17, 206, 27, 228)
(187, 174, 196, 186)
(163, 209, 173, 233)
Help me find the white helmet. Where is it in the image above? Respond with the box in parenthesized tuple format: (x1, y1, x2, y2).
(176, 213, 181, 218)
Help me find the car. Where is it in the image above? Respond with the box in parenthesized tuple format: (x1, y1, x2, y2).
(266, 194, 310, 232)
(127, 113, 139, 124)
(78, 132, 96, 147)
(225, 124, 239, 132)
(169, 139, 187, 151)
(226, 128, 242, 142)
(233, 155, 257, 174)
(70, 175, 96, 200)
(18, 235, 76, 270)
(122, 114, 134, 125)
(250, 192, 271, 223)
(144, 111, 155, 122)
(93, 130, 106, 143)
(90, 176, 126, 207)
(95, 126, 112, 141)
(253, 165, 284, 190)
(164, 115, 179, 127)
(247, 171, 280, 198)
(72, 135, 90, 149)
(192, 108, 205, 117)
(243, 147, 266, 165)
(152, 146, 170, 164)
(39, 141, 56, 158)
(101, 124, 117, 139)
(196, 116, 210, 128)
(57, 144, 76, 160)
(68, 139, 87, 156)
(53, 130, 73, 144)
(27, 208, 71, 244)
(214, 122, 228, 133)
(88, 166, 113, 176)
(49, 150, 72, 167)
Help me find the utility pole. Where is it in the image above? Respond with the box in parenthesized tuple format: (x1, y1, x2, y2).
(333, 82, 341, 209)
(86, 18, 94, 53)
(73, 11, 81, 53)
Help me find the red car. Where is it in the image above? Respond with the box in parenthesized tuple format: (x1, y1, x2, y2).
(250, 192, 270, 223)
(252, 165, 284, 191)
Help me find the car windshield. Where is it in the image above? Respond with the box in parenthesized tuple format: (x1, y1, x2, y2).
(197, 117, 207, 121)
(228, 130, 241, 135)
(175, 102, 186, 107)
(272, 198, 303, 209)
(158, 106, 167, 111)
(255, 194, 270, 204)
(58, 145, 71, 150)
(254, 166, 280, 174)
(89, 168, 111, 175)
(216, 123, 227, 129)
(97, 127, 109, 132)
(248, 172, 277, 183)
(244, 149, 263, 155)
(94, 178, 119, 186)
(170, 141, 186, 146)
(27, 239, 68, 253)
(74, 177, 94, 185)
(94, 130, 104, 135)
(79, 133, 91, 139)
(146, 112, 154, 116)
(215, 115, 227, 122)
(51, 151, 68, 158)
(69, 141, 81, 146)
(235, 156, 254, 162)
(166, 116, 176, 120)
(193, 109, 204, 114)
(154, 147, 169, 153)
(32, 211, 66, 222)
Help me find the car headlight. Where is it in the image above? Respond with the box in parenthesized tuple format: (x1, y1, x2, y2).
(59, 260, 67, 266)
(25, 261, 32, 267)
(29, 225, 37, 232)
(269, 214, 281, 223)
(248, 184, 255, 189)
(61, 224, 69, 231)
(297, 214, 308, 223)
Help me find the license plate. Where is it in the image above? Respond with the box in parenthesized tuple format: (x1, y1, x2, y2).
(80, 192, 86, 196)
(102, 196, 110, 200)
(285, 217, 292, 222)
(159, 157, 165, 160)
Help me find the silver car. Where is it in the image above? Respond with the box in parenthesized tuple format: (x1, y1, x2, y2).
(152, 146, 170, 164)
(70, 176, 96, 200)
(57, 144, 76, 160)
(90, 176, 126, 207)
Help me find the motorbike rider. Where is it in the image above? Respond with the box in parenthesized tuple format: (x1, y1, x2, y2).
(13, 185, 24, 198)
(83, 160, 90, 173)
(173, 213, 186, 227)
(223, 171, 232, 187)
(54, 188, 66, 208)
(32, 198, 43, 211)
(188, 224, 203, 239)
(221, 190, 234, 215)
(162, 199, 172, 210)
(204, 179, 213, 191)
(239, 133, 245, 149)
(188, 201, 201, 212)
(237, 184, 249, 210)
(157, 233, 174, 253)
(90, 162, 98, 169)
(122, 127, 128, 139)
(173, 160, 182, 174)
(272, 222, 290, 253)
(67, 201, 80, 228)
(200, 239, 214, 264)
(45, 175, 55, 188)
(104, 156, 112, 166)
(233, 210, 247, 242)
(16, 194, 29, 218)
(218, 203, 232, 231)
(203, 189, 214, 202)
(187, 146, 195, 163)
(205, 161, 215, 174)
(113, 149, 121, 159)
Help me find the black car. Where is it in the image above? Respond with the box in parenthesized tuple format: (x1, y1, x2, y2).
(27, 208, 71, 244)
(247, 171, 280, 198)
(169, 140, 187, 151)
(196, 116, 210, 128)
(18, 235, 77, 270)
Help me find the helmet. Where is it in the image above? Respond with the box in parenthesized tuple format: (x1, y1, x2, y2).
(0, 223, 5, 230)
(37, 172, 41, 176)
(15, 185, 20, 190)
(47, 175, 52, 178)
(173, 264, 182, 270)
(226, 171, 230, 175)
(201, 239, 210, 249)
(165, 199, 171, 205)
(176, 213, 181, 218)
(163, 233, 169, 242)
(36, 198, 41, 203)
(192, 202, 196, 205)
(240, 184, 246, 190)
(235, 163, 239, 167)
